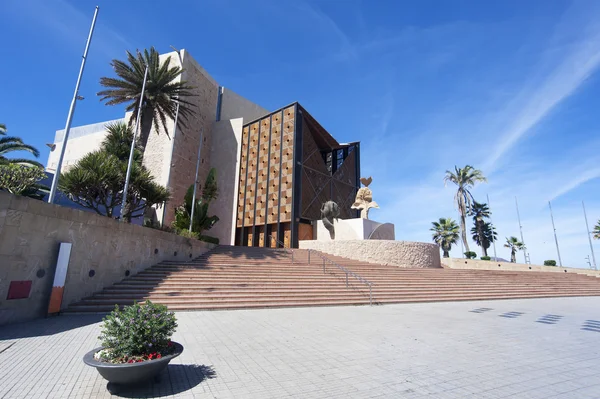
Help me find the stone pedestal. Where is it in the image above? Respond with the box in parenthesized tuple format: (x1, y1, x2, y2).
(314, 218, 395, 241)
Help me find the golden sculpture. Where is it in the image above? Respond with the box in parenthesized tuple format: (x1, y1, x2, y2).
(351, 177, 379, 219)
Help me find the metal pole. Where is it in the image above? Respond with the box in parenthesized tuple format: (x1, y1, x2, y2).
(48, 6, 99, 203)
(121, 66, 149, 221)
(548, 201, 563, 267)
(515, 197, 528, 263)
(189, 129, 204, 232)
(582, 201, 597, 270)
(487, 194, 497, 261)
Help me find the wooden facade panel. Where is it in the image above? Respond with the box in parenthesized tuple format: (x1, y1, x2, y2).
(298, 223, 313, 241)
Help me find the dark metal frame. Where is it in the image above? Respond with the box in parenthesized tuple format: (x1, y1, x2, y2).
(291, 103, 303, 249)
(276, 110, 285, 248)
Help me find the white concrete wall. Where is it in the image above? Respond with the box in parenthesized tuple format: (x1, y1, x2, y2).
(219, 88, 268, 123)
(46, 118, 124, 172)
(208, 118, 244, 244)
(300, 240, 442, 268)
(314, 218, 395, 241)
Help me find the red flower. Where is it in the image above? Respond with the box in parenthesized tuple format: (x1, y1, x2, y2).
(128, 360, 134, 363)
(156, 354, 162, 359)
(147, 353, 154, 360)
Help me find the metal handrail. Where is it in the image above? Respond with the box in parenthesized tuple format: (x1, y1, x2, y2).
(268, 236, 294, 263)
(306, 249, 373, 305)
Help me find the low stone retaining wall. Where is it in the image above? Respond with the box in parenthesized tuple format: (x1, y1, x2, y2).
(442, 258, 600, 277)
(299, 240, 441, 268)
(0, 191, 215, 325)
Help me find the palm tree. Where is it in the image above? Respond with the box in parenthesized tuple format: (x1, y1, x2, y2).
(98, 47, 196, 155)
(431, 218, 460, 258)
(0, 124, 43, 168)
(593, 219, 600, 240)
(470, 222, 497, 257)
(444, 165, 487, 252)
(469, 201, 492, 256)
(504, 236, 524, 263)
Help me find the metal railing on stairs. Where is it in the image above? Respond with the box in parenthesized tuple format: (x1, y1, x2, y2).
(305, 249, 373, 305)
(268, 236, 294, 263)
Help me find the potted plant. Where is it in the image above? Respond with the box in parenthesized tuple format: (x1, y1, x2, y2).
(83, 301, 183, 392)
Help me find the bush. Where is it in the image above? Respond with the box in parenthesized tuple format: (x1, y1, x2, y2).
(96, 301, 177, 364)
(176, 229, 200, 240)
(544, 260, 557, 266)
(200, 235, 219, 245)
(481, 256, 491, 261)
(464, 251, 477, 259)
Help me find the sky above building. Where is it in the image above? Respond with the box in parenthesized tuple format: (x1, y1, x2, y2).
(1, 0, 599, 268)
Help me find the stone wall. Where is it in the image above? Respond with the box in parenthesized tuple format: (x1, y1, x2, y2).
(299, 240, 441, 268)
(0, 192, 215, 326)
(209, 118, 244, 245)
(442, 257, 600, 277)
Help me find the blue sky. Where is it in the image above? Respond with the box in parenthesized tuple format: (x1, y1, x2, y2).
(1, 0, 599, 267)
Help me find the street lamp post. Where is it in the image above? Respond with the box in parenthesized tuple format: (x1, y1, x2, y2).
(48, 6, 99, 203)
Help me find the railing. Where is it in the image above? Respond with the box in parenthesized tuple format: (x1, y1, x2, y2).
(306, 249, 373, 306)
(268, 236, 294, 263)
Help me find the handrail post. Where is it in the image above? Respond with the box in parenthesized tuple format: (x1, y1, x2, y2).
(308, 249, 311, 264)
(291, 250, 294, 264)
(346, 272, 349, 288)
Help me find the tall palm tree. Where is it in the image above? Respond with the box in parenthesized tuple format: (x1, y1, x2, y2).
(469, 201, 492, 256)
(593, 219, 600, 240)
(0, 124, 43, 168)
(504, 236, 524, 263)
(470, 222, 497, 257)
(431, 217, 460, 258)
(444, 165, 487, 252)
(98, 47, 196, 155)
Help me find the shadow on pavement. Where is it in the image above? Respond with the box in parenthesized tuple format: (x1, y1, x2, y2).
(112, 364, 216, 398)
(0, 314, 103, 340)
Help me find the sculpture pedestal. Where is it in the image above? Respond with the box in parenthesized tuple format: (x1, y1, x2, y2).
(314, 218, 395, 241)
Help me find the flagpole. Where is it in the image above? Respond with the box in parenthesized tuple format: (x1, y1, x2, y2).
(48, 6, 99, 203)
(582, 201, 597, 270)
(121, 66, 149, 221)
(548, 201, 563, 267)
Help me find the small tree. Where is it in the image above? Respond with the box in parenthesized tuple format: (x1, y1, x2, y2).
(173, 168, 219, 237)
(544, 260, 557, 266)
(0, 164, 46, 196)
(504, 236, 525, 263)
(430, 217, 460, 258)
(593, 219, 600, 240)
(464, 251, 477, 259)
(59, 122, 169, 220)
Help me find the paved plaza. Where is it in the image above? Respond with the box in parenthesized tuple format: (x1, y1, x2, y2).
(1, 297, 600, 398)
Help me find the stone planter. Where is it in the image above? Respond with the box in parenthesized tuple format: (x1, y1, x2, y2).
(83, 342, 183, 391)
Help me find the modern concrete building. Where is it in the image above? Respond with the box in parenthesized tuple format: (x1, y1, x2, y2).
(46, 50, 360, 247)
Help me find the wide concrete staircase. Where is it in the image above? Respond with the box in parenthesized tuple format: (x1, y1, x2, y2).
(65, 246, 600, 313)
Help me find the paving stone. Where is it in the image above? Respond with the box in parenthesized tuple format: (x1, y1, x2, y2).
(1, 297, 600, 398)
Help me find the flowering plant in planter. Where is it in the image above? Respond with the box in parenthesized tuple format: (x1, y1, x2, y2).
(95, 301, 177, 364)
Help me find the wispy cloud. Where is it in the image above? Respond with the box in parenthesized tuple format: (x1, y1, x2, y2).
(292, 0, 358, 61)
(4, 0, 131, 59)
(482, 9, 600, 173)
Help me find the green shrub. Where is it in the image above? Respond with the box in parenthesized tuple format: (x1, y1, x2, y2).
(464, 251, 477, 259)
(176, 229, 200, 240)
(481, 256, 491, 261)
(544, 260, 557, 266)
(97, 301, 177, 363)
(200, 235, 219, 245)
